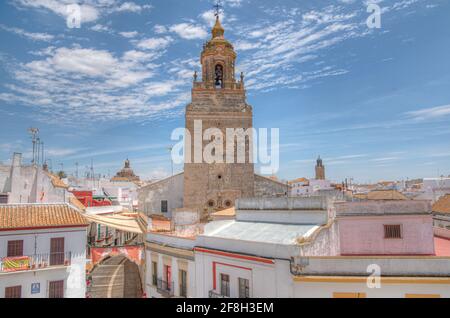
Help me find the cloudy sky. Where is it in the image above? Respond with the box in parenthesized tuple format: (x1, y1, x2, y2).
(0, 0, 449, 183)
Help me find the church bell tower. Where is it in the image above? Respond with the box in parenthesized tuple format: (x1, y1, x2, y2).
(183, 15, 255, 217)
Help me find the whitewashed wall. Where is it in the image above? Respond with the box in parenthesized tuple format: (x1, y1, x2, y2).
(0, 227, 87, 298)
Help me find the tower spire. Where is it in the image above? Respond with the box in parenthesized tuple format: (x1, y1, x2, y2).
(212, 0, 224, 39)
(211, 15, 225, 39)
(213, 0, 222, 19)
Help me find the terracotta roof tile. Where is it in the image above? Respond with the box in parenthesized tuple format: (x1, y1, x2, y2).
(0, 204, 89, 230)
(433, 194, 450, 214)
(289, 178, 309, 185)
(45, 172, 69, 189)
(212, 207, 236, 217)
(367, 190, 408, 200)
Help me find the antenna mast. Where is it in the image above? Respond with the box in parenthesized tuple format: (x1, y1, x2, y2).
(27, 128, 39, 164)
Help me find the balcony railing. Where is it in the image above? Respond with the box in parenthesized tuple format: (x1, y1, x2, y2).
(157, 279, 174, 297)
(209, 290, 230, 298)
(0, 252, 72, 273)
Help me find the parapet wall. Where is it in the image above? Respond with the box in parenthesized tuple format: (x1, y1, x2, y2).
(237, 197, 328, 211)
(335, 200, 431, 217)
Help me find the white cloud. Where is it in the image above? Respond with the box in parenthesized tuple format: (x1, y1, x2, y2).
(90, 24, 111, 32)
(169, 23, 208, 40)
(201, 10, 225, 27)
(13, 0, 152, 24)
(13, 0, 100, 23)
(0, 24, 54, 41)
(0, 44, 192, 123)
(406, 105, 450, 121)
(234, 40, 260, 51)
(154, 25, 168, 34)
(136, 36, 173, 50)
(113, 1, 152, 13)
(119, 31, 138, 38)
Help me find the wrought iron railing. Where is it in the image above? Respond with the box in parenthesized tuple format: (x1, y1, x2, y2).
(157, 279, 174, 297)
(209, 290, 230, 298)
(0, 252, 72, 273)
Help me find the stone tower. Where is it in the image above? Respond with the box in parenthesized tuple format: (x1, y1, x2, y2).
(183, 16, 254, 216)
(315, 156, 326, 180)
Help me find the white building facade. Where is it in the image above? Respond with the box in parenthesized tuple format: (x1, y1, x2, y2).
(0, 204, 88, 298)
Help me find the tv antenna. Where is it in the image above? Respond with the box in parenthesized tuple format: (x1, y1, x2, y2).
(27, 127, 39, 164)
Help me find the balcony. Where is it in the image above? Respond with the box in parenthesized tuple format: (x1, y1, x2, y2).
(209, 290, 230, 298)
(0, 252, 72, 273)
(156, 279, 174, 297)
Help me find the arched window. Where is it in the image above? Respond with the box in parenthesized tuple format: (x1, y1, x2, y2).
(215, 64, 224, 88)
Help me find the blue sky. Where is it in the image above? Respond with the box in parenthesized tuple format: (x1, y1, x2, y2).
(0, 0, 449, 183)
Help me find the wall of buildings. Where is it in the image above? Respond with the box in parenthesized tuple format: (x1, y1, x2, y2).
(138, 173, 184, 218)
(254, 175, 288, 197)
(145, 233, 196, 298)
(335, 201, 435, 255)
(338, 215, 435, 255)
(0, 227, 87, 298)
(194, 249, 293, 298)
(0, 153, 67, 204)
(293, 281, 450, 298)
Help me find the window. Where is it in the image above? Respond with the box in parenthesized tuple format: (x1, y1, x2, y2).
(152, 261, 158, 286)
(384, 225, 402, 239)
(164, 265, 172, 290)
(49, 280, 64, 298)
(220, 274, 230, 297)
(5, 286, 22, 298)
(238, 278, 249, 298)
(50, 237, 65, 266)
(7, 240, 24, 257)
(208, 200, 215, 208)
(97, 224, 101, 240)
(161, 200, 168, 213)
(0, 194, 8, 204)
(180, 270, 187, 297)
(224, 200, 232, 208)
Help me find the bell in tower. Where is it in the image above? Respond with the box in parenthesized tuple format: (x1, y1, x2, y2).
(194, 14, 242, 90)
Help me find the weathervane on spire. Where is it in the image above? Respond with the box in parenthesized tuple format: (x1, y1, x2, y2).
(213, 0, 223, 18)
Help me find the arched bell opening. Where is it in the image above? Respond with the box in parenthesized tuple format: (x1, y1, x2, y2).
(214, 64, 224, 88)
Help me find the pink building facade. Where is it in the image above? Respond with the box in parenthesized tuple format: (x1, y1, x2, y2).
(335, 200, 435, 256)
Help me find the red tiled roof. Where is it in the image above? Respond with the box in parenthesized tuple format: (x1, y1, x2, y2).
(433, 194, 450, 214)
(367, 190, 408, 200)
(0, 204, 89, 231)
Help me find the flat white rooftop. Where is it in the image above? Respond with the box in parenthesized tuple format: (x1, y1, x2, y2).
(205, 221, 318, 245)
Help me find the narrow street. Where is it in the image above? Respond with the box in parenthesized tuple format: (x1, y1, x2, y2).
(89, 256, 142, 298)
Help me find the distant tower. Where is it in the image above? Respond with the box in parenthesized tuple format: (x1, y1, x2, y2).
(315, 156, 325, 180)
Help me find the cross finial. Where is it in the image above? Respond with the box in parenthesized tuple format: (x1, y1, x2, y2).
(213, 0, 223, 18)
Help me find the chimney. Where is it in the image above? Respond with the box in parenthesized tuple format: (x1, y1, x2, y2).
(9, 153, 23, 203)
(12, 152, 22, 167)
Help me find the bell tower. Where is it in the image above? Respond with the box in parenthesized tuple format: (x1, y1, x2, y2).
(183, 15, 255, 217)
(315, 156, 326, 180)
(200, 17, 237, 89)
